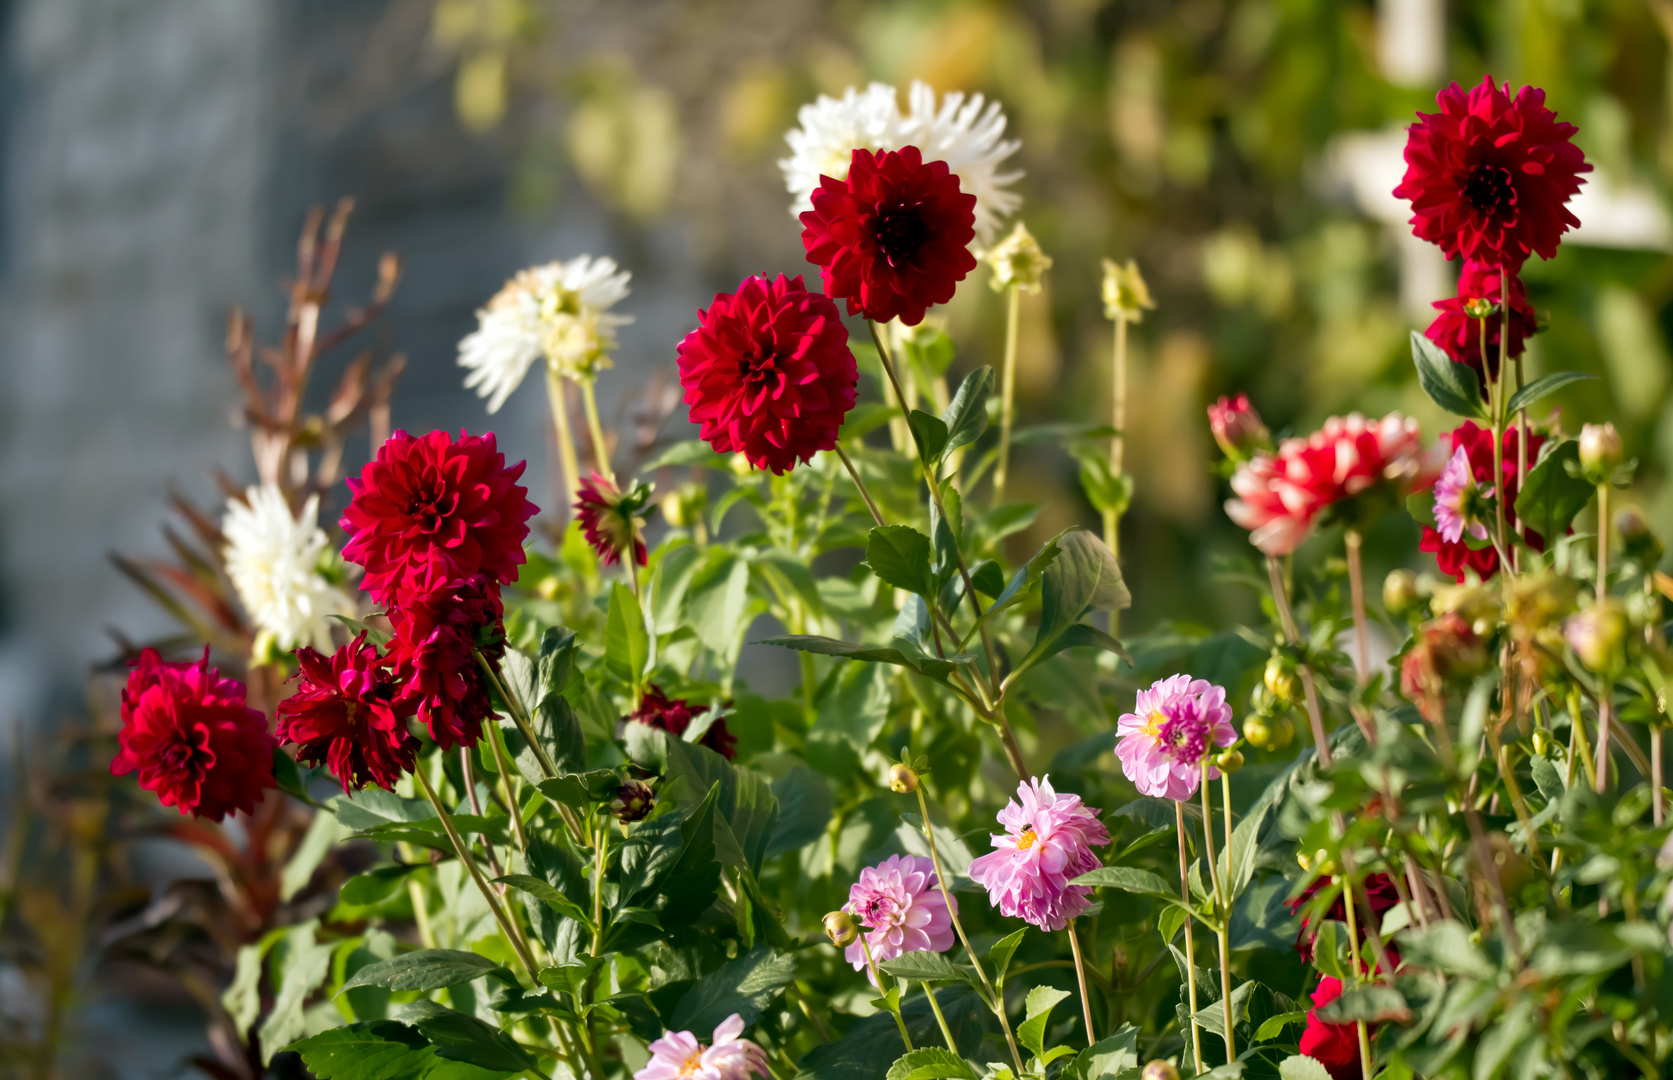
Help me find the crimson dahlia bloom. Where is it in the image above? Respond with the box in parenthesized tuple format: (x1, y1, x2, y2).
(966, 776, 1110, 931)
(340, 429, 537, 607)
(677, 274, 858, 475)
(800, 146, 978, 326)
(1299, 977, 1364, 1080)
(625, 685, 737, 759)
(575, 472, 648, 567)
(278, 632, 418, 791)
(1424, 260, 1538, 388)
(1417, 421, 1546, 582)
(388, 572, 505, 751)
(111, 647, 276, 821)
(1286, 873, 1402, 965)
(1394, 76, 1590, 271)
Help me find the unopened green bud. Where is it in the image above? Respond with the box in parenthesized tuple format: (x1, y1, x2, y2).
(1566, 601, 1629, 674)
(1579, 422, 1624, 482)
(1462, 297, 1499, 320)
(1263, 656, 1299, 706)
(1383, 569, 1421, 618)
(985, 222, 1052, 293)
(1242, 715, 1272, 750)
(1215, 748, 1245, 772)
(610, 779, 656, 824)
(888, 763, 919, 794)
(823, 910, 857, 947)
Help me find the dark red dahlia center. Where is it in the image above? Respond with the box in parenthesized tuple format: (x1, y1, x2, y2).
(160, 725, 213, 779)
(406, 468, 459, 533)
(873, 201, 930, 267)
(737, 343, 781, 384)
(1463, 163, 1516, 217)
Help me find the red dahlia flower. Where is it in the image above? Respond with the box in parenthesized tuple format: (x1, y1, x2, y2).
(1299, 977, 1365, 1080)
(1423, 260, 1539, 389)
(1208, 393, 1270, 460)
(1393, 76, 1590, 271)
(625, 685, 737, 760)
(800, 146, 978, 326)
(1286, 873, 1402, 965)
(575, 472, 650, 566)
(277, 632, 418, 791)
(340, 429, 537, 608)
(1225, 412, 1423, 555)
(1417, 421, 1546, 582)
(110, 647, 276, 821)
(389, 572, 505, 751)
(677, 274, 858, 474)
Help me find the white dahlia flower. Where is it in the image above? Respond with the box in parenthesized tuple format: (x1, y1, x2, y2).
(458, 256, 633, 411)
(222, 484, 350, 652)
(779, 81, 1022, 248)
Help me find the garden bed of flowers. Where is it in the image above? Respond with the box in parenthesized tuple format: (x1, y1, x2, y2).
(102, 72, 1673, 1080)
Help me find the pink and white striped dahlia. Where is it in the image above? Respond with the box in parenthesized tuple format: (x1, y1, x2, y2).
(1115, 675, 1238, 802)
(966, 776, 1111, 931)
(842, 854, 956, 979)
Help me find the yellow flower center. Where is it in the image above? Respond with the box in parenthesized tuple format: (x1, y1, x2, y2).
(1017, 826, 1037, 850)
(679, 1050, 703, 1076)
(1143, 710, 1168, 739)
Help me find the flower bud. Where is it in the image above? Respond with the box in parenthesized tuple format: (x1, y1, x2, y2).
(1617, 506, 1664, 565)
(1242, 715, 1272, 750)
(1101, 258, 1156, 323)
(1532, 729, 1551, 756)
(1215, 748, 1245, 772)
(1579, 422, 1624, 481)
(1565, 601, 1628, 674)
(823, 910, 857, 947)
(1263, 656, 1299, 707)
(888, 763, 920, 794)
(985, 222, 1052, 293)
(1208, 394, 1270, 461)
(1462, 297, 1499, 320)
(1140, 1063, 1181, 1080)
(610, 778, 656, 824)
(1268, 715, 1295, 750)
(1382, 569, 1421, 618)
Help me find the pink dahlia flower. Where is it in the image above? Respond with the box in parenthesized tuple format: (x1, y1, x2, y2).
(966, 776, 1111, 931)
(1432, 444, 1489, 545)
(1115, 675, 1238, 802)
(841, 854, 956, 979)
(634, 1014, 768, 1080)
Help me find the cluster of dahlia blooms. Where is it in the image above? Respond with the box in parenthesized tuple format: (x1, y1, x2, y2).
(273, 429, 536, 792)
(1223, 410, 1425, 556)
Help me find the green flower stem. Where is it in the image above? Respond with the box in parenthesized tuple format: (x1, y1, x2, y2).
(459, 746, 506, 881)
(921, 981, 958, 1051)
(993, 283, 1021, 508)
(486, 719, 530, 854)
(1265, 555, 1333, 769)
(1200, 762, 1233, 1064)
(578, 376, 614, 484)
(1596, 482, 1613, 795)
(414, 765, 540, 981)
(1106, 310, 1130, 596)
(590, 812, 608, 957)
(1480, 315, 1512, 568)
(1340, 871, 1372, 1080)
(1066, 919, 1097, 1046)
(1175, 801, 1203, 1075)
(914, 787, 1026, 1073)
(1505, 269, 1529, 532)
(857, 933, 912, 1051)
(545, 367, 580, 514)
(1344, 529, 1370, 682)
(833, 444, 886, 528)
(474, 650, 587, 847)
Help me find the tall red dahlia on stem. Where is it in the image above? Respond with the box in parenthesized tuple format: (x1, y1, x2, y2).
(278, 632, 418, 791)
(340, 429, 537, 607)
(110, 647, 276, 821)
(1393, 76, 1590, 270)
(1299, 977, 1365, 1080)
(800, 146, 977, 326)
(389, 571, 506, 751)
(1418, 421, 1546, 582)
(1424, 259, 1539, 389)
(677, 274, 858, 474)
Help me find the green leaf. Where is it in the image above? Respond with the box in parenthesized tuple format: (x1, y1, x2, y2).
(1395, 919, 1495, 980)
(669, 946, 796, 1032)
(493, 874, 595, 928)
(327, 613, 392, 649)
(766, 765, 833, 858)
(283, 1021, 454, 1080)
(987, 928, 1027, 986)
(1253, 1011, 1308, 1042)
(282, 804, 347, 900)
(1405, 486, 1437, 531)
(642, 439, 728, 471)
(260, 921, 334, 1063)
(812, 659, 892, 756)
(537, 957, 602, 999)
(499, 628, 587, 780)
(1314, 985, 1411, 1024)
(1017, 530, 1128, 678)
(664, 737, 780, 873)
(1219, 783, 1275, 902)
(1071, 865, 1170, 896)
(1513, 439, 1594, 542)
(969, 560, 1006, 598)
(940, 367, 995, 458)
(333, 787, 434, 830)
(1026, 622, 1131, 668)
(393, 1001, 535, 1073)
(537, 770, 622, 809)
(886, 1048, 980, 1080)
(687, 551, 752, 654)
(338, 864, 416, 908)
(878, 951, 979, 988)
(795, 989, 986, 1080)
(657, 782, 723, 928)
(1504, 371, 1597, 416)
(987, 529, 1070, 619)
(755, 634, 972, 682)
(1277, 1058, 1334, 1080)
(1411, 330, 1486, 419)
(1309, 921, 1351, 982)
(908, 410, 950, 468)
(1016, 986, 1072, 1057)
(606, 581, 651, 687)
(1063, 1026, 1140, 1080)
(867, 525, 937, 598)
(1530, 753, 1565, 802)
(340, 949, 512, 994)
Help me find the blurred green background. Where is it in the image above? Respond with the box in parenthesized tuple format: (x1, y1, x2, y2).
(432, 0, 1673, 629)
